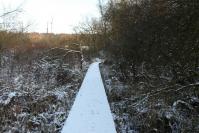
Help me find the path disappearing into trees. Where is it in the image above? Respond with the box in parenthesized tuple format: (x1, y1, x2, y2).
(61, 62, 116, 133)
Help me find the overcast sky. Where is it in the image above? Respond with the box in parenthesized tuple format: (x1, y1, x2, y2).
(0, 0, 104, 33)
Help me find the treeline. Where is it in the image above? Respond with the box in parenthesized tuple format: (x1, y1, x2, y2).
(0, 31, 29, 49)
(78, 0, 199, 84)
(0, 32, 78, 49)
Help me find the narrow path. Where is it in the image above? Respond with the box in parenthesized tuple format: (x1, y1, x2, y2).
(61, 62, 116, 133)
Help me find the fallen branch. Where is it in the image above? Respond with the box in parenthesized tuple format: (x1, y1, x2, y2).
(131, 83, 199, 107)
(175, 83, 199, 92)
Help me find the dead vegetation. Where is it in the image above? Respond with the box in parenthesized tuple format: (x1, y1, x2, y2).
(101, 59, 199, 133)
(0, 44, 85, 133)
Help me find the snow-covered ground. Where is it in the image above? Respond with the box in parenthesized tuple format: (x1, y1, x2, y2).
(61, 62, 116, 133)
(0, 49, 83, 133)
(101, 60, 199, 133)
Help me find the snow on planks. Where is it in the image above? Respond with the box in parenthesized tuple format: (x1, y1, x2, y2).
(61, 62, 116, 133)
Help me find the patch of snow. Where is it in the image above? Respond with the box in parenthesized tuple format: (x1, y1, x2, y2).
(172, 100, 193, 110)
(14, 75, 23, 83)
(164, 111, 173, 119)
(136, 107, 148, 113)
(54, 91, 66, 101)
(0, 92, 17, 105)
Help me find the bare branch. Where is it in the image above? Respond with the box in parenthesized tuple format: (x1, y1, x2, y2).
(0, 8, 21, 18)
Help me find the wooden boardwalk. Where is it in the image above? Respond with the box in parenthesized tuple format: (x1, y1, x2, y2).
(61, 62, 116, 133)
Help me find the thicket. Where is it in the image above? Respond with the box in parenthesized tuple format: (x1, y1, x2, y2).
(79, 0, 199, 85)
(90, 0, 199, 132)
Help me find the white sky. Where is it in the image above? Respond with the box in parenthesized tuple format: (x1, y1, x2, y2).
(0, 0, 104, 33)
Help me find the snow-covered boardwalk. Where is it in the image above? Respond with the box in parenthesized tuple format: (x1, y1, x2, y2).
(61, 62, 116, 133)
